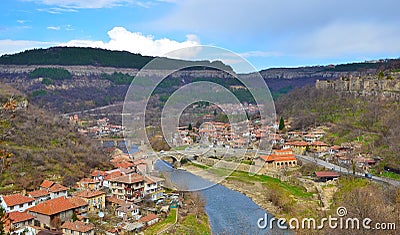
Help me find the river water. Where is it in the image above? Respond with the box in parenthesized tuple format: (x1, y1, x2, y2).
(155, 160, 290, 235)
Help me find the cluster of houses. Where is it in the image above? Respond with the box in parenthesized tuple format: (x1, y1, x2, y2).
(0, 150, 167, 235)
(69, 115, 124, 138)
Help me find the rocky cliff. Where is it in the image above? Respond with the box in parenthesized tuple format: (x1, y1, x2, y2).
(316, 73, 400, 100)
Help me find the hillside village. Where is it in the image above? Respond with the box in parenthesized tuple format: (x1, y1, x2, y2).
(0, 147, 173, 235)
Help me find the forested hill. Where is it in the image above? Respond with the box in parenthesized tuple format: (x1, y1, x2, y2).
(0, 47, 232, 71)
(0, 82, 111, 193)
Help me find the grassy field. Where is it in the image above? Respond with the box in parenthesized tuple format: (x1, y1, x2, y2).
(144, 208, 177, 235)
(171, 214, 211, 234)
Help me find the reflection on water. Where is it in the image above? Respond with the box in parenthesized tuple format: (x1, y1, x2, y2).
(156, 160, 290, 235)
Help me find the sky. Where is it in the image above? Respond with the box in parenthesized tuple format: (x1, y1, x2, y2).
(1, 0, 400, 72)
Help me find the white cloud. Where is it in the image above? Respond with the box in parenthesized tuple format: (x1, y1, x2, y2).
(62, 27, 201, 58)
(37, 7, 78, 14)
(47, 26, 61, 30)
(0, 39, 57, 55)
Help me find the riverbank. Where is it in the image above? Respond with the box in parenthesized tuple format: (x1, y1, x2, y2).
(182, 162, 322, 220)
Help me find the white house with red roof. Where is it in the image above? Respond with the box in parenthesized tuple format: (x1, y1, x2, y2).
(39, 180, 69, 199)
(0, 193, 35, 212)
(61, 221, 95, 235)
(28, 189, 51, 204)
(4, 211, 35, 235)
(143, 175, 165, 201)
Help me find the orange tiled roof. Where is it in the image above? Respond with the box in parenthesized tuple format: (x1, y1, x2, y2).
(109, 173, 144, 184)
(106, 196, 127, 206)
(260, 153, 297, 162)
(75, 190, 104, 198)
(104, 171, 124, 180)
(91, 170, 106, 177)
(61, 221, 95, 232)
(28, 189, 50, 198)
(1, 193, 35, 207)
(78, 178, 99, 184)
(68, 196, 88, 208)
(28, 196, 76, 215)
(139, 213, 158, 223)
(311, 141, 328, 146)
(48, 183, 69, 193)
(40, 180, 54, 189)
(113, 161, 134, 169)
(7, 211, 34, 223)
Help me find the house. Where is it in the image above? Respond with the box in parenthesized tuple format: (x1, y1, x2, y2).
(109, 174, 145, 203)
(310, 141, 329, 153)
(27, 196, 77, 229)
(76, 178, 100, 190)
(122, 222, 144, 233)
(61, 221, 95, 235)
(39, 180, 68, 199)
(143, 176, 165, 201)
(139, 213, 159, 227)
(4, 211, 35, 235)
(255, 149, 298, 169)
(314, 171, 340, 182)
(28, 190, 51, 204)
(75, 190, 105, 213)
(68, 196, 89, 219)
(116, 204, 140, 220)
(284, 141, 309, 155)
(0, 193, 35, 212)
(303, 133, 318, 142)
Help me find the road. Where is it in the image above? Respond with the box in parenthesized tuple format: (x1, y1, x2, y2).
(295, 154, 400, 187)
(141, 145, 400, 187)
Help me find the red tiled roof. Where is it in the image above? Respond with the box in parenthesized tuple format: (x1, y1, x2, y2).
(106, 196, 127, 206)
(311, 141, 328, 146)
(61, 221, 95, 233)
(40, 180, 54, 189)
(139, 213, 158, 223)
(260, 154, 297, 162)
(104, 171, 124, 180)
(68, 196, 88, 208)
(109, 173, 145, 184)
(113, 161, 134, 169)
(314, 171, 340, 178)
(78, 178, 99, 184)
(48, 183, 68, 193)
(7, 211, 34, 223)
(1, 193, 35, 207)
(28, 196, 76, 215)
(286, 141, 309, 147)
(28, 190, 50, 198)
(75, 190, 104, 198)
(91, 170, 106, 177)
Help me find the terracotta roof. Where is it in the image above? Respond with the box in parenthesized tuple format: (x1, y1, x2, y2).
(28, 196, 76, 215)
(91, 170, 106, 177)
(139, 213, 158, 223)
(68, 196, 88, 208)
(28, 189, 50, 198)
(311, 141, 328, 146)
(106, 196, 127, 206)
(104, 171, 124, 180)
(259, 153, 297, 162)
(1, 193, 35, 207)
(7, 211, 34, 223)
(144, 176, 164, 184)
(48, 183, 69, 193)
(61, 221, 95, 233)
(40, 180, 54, 189)
(75, 190, 104, 198)
(286, 141, 309, 147)
(109, 173, 145, 184)
(78, 178, 99, 184)
(314, 171, 340, 178)
(113, 161, 134, 169)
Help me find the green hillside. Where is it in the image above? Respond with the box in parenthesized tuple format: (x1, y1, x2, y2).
(0, 83, 111, 193)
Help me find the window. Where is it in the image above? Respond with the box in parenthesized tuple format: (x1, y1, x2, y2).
(10, 206, 14, 210)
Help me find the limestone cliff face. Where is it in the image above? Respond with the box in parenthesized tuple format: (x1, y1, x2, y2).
(316, 74, 400, 100)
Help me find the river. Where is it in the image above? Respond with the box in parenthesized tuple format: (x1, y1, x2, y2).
(155, 160, 290, 235)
